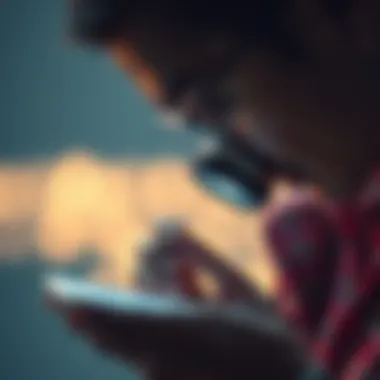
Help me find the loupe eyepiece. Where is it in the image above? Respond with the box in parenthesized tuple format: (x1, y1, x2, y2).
(192, 139, 270, 210)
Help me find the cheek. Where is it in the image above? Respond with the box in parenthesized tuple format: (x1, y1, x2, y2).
(233, 108, 293, 160)
(235, 60, 326, 161)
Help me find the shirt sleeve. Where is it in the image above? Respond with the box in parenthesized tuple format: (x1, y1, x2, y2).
(265, 198, 338, 338)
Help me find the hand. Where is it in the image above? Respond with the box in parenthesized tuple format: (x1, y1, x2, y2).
(56, 299, 305, 380)
(135, 220, 266, 306)
(49, 222, 306, 380)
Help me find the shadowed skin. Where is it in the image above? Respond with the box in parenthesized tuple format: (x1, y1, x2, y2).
(57, 0, 380, 379)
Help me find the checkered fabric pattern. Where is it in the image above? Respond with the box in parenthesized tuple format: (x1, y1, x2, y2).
(266, 175, 380, 380)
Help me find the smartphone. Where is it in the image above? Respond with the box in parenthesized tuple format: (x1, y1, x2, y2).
(44, 275, 204, 319)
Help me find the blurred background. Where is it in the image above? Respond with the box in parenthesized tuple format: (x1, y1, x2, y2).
(0, 0, 278, 379)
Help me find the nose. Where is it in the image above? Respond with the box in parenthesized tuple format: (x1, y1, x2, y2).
(135, 71, 163, 103)
(159, 74, 195, 107)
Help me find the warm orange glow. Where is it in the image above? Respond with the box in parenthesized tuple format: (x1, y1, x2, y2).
(0, 151, 281, 294)
(110, 43, 163, 103)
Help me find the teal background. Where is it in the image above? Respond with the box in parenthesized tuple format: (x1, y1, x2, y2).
(0, 0, 195, 378)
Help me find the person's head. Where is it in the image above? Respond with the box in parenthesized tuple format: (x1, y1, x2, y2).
(70, 0, 380, 200)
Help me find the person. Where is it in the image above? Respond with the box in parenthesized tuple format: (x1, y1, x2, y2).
(57, 1, 380, 379)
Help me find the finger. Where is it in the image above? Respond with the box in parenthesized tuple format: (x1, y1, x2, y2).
(136, 237, 203, 299)
(144, 363, 189, 380)
(176, 237, 263, 304)
(145, 363, 210, 380)
(60, 305, 203, 361)
(63, 307, 149, 362)
(62, 303, 306, 380)
(138, 225, 260, 303)
(65, 305, 243, 375)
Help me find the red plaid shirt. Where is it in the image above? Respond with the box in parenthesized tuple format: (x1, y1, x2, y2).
(266, 174, 380, 380)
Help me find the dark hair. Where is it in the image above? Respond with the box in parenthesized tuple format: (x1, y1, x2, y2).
(70, 0, 355, 63)
(71, 0, 291, 45)
(70, 0, 135, 44)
